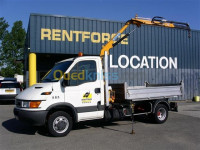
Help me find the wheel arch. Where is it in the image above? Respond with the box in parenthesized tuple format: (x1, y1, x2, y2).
(152, 99, 170, 113)
(46, 102, 78, 123)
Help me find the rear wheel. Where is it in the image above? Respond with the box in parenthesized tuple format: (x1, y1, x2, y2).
(154, 104, 168, 124)
(47, 111, 72, 137)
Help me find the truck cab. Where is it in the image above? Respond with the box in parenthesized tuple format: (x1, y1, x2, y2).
(14, 56, 105, 136)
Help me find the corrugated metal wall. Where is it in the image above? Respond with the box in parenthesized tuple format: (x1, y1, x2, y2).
(109, 28, 200, 100)
(28, 14, 200, 100)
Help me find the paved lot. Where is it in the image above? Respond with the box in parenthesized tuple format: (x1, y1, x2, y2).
(0, 101, 200, 150)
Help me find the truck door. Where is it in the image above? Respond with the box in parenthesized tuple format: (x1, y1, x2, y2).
(64, 59, 103, 121)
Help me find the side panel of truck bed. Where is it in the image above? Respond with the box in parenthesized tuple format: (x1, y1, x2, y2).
(110, 81, 184, 102)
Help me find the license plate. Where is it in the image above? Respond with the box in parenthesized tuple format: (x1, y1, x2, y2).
(5, 90, 14, 93)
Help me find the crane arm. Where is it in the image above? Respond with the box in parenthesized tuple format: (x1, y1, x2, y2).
(100, 15, 190, 57)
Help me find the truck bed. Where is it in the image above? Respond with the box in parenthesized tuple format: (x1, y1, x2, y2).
(110, 81, 184, 102)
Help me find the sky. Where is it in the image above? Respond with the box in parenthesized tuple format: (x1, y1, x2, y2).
(0, 0, 200, 31)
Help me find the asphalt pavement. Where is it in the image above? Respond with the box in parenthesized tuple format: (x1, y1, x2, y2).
(0, 101, 200, 150)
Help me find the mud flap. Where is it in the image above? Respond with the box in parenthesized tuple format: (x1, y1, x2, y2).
(170, 102, 178, 112)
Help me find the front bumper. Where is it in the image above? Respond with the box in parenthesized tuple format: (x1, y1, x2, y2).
(14, 108, 48, 126)
(0, 94, 17, 101)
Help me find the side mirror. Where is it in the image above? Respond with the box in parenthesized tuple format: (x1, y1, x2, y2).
(62, 79, 69, 87)
(62, 74, 70, 87)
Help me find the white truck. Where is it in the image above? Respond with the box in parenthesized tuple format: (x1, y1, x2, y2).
(14, 16, 190, 137)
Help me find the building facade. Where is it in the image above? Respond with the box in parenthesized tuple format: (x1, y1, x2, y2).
(25, 13, 200, 100)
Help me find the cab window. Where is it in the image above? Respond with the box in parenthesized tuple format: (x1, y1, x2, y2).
(68, 60, 97, 86)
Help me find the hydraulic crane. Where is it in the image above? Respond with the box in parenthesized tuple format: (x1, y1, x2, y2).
(100, 15, 190, 57)
(101, 15, 190, 107)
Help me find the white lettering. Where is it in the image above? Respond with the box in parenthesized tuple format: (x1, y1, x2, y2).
(159, 56, 169, 69)
(169, 57, 177, 69)
(148, 56, 155, 68)
(111, 54, 177, 69)
(130, 55, 140, 69)
(118, 55, 129, 68)
(140, 56, 149, 68)
(110, 55, 118, 68)
(156, 57, 159, 68)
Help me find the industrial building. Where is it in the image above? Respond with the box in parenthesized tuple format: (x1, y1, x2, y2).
(24, 13, 200, 100)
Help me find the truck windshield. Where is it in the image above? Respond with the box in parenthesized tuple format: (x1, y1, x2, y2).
(42, 61, 73, 82)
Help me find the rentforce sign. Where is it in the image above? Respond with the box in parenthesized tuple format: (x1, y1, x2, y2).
(41, 28, 128, 45)
(110, 55, 177, 69)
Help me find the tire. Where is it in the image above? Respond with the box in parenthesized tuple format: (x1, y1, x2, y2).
(104, 110, 111, 122)
(111, 109, 120, 121)
(153, 104, 168, 124)
(47, 111, 73, 137)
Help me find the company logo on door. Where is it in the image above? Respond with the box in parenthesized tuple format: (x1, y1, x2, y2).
(81, 92, 92, 103)
(110, 55, 177, 69)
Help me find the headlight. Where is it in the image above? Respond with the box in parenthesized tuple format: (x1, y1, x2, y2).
(22, 101, 30, 108)
(21, 101, 41, 108)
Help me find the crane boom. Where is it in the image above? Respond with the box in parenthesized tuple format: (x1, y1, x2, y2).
(100, 15, 190, 56)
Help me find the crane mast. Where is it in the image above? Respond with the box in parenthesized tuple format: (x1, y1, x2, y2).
(101, 15, 190, 107)
(100, 15, 190, 57)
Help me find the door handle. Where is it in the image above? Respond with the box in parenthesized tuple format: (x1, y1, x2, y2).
(95, 88, 101, 94)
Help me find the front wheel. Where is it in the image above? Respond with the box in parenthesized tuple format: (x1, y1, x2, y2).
(153, 104, 168, 124)
(47, 111, 73, 137)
